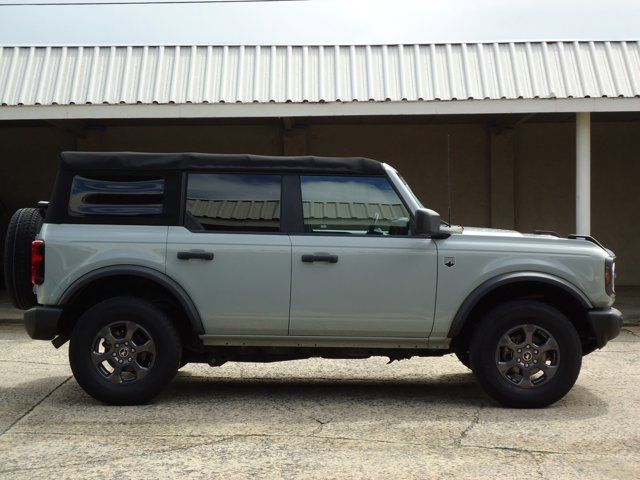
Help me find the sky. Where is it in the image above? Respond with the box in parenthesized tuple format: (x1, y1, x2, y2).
(0, 0, 638, 46)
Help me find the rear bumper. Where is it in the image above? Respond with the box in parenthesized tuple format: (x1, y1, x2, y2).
(24, 306, 63, 340)
(587, 307, 623, 349)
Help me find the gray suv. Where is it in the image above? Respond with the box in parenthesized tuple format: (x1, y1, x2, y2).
(4, 152, 622, 407)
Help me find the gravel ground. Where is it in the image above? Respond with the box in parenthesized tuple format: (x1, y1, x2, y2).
(0, 323, 639, 479)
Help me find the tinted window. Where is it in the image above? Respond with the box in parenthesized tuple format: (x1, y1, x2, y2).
(69, 175, 165, 217)
(186, 173, 281, 232)
(300, 176, 410, 235)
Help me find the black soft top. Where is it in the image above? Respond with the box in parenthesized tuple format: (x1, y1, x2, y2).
(60, 151, 385, 175)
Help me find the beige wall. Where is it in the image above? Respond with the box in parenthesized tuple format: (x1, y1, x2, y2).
(512, 121, 640, 285)
(83, 124, 283, 155)
(0, 126, 76, 218)
(514, 123, 576, 232)
(305, 123, 491, 227)
(0, 118, 638, 284)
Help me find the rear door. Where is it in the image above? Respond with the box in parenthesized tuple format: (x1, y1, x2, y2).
(166, 173, 291, 335)
(289, 175, 438, 338)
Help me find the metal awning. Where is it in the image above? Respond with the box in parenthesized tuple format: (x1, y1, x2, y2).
(1, 41, 639, 120)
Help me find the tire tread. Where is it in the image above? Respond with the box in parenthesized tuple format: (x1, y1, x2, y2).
(3, 208, 43, 310)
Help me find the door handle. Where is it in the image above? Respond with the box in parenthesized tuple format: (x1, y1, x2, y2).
(301, 253, 339, 263)
(177, 250, 214, 261)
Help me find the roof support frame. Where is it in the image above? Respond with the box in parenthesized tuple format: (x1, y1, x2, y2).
(1, 97, 639, 121)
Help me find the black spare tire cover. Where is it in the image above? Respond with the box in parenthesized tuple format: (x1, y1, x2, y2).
(4, 208, 43, 310)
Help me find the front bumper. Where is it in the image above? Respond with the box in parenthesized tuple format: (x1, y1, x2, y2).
(587, 307, 623, 349)
(24, 306, 63, 340)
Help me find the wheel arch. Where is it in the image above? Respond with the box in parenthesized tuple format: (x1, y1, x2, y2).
(59, 265, 204, 335)
(448, 272, 595, 353)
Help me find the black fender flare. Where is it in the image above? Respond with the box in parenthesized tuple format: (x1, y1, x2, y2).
(59, 265, 204, 335)
(447, 271, 593, 338)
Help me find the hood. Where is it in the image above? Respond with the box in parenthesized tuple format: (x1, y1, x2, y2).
(460, 226, 549, 238)
(454, 226, 614, 257)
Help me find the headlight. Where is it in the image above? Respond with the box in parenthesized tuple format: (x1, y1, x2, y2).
(604, 258, 616, 296)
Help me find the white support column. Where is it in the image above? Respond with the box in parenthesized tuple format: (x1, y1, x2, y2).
(576, 112, 591, 235)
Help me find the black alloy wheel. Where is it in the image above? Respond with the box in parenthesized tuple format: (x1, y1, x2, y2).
(470, 300, 582, 408)
(92, 321, 157, 385)
(70, 296, 182, 405)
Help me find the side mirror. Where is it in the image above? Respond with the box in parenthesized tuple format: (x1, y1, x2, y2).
(414, 208, 441, 236)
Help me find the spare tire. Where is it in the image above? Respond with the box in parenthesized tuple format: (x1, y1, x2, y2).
(4, 208, 43, 310)
(0, 199, 8, 289)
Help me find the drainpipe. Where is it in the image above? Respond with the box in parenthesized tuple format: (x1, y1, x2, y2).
(576, 112, 591, 235)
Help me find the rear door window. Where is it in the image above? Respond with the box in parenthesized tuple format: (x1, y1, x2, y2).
(186, 173, 282, 232)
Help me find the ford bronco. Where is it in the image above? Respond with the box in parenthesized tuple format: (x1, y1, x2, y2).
(3, 152, 622, 407)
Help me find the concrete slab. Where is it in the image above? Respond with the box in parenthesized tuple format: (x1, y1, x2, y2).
(616, 286, 640, 325)
(0, 290, 22, 323)
(0, 324, 638, 479)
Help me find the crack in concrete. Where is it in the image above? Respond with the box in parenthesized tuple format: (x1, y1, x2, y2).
(261, 382, 336, 437)
(456, 402, 482, 447)
(1, 428, 592, 476)
(0, 359, 69, 366)
(0, 432, 427, 475)
(2, 429, 589, 456)
(0, 375, 72, 437)
(530, 452, 546, 479)
(462, 443, 570, 457)
(311, 417, 332, 435)
(622, 327, 640, 338)
(0, 435, 233, 475)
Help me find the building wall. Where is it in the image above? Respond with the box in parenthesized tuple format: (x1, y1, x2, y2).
(85, 124, 283, 155)
(513, 121, 640, 285)
(0, 126, 76, 219)
(0, 118, 638, 284)
(304, 123, 491, 227)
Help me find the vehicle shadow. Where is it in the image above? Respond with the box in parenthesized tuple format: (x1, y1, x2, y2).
(169, 371, 483, 404)
(159, 371, 608, 420)
(0, 372, 609, 433)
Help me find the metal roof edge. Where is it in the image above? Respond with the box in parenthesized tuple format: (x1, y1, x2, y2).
(3, 98, 640, 121)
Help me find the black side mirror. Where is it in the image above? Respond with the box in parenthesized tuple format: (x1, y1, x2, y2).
(414, 208, 441, 236)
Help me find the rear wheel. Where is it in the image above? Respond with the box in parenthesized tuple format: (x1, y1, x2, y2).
(3, 208, 43, 309)
(69, 296, 182, 405)
(469, 300, 582, 408)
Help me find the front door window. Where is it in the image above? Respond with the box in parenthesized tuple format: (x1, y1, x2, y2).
(300, 176, 410, 236)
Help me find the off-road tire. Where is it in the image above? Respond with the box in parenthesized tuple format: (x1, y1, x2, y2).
(469, 300, 582, 408)
(69, 296, 182, 405)
(4, 208, 43, 309)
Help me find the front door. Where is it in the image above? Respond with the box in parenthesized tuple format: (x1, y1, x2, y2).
(166, 172, 291, 335)
(289, 175, 438, 338)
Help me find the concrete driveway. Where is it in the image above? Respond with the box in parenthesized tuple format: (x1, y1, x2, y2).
(1, 323, 639, 480)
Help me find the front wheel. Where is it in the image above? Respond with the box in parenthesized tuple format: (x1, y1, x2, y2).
(469, 300, 582, 408)
(69, 296, 182, 405)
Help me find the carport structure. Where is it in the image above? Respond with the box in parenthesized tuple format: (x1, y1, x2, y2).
(1, 41, 639, 282)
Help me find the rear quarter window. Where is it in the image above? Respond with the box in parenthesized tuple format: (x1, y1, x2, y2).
(69, 175, 165, 217)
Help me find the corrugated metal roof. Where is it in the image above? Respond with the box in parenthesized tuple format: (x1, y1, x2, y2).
(303, 202, 407, 222)
(187, 199, 407, 222)
(188, 199, 280, 221)
(1, 41, 638, 107)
